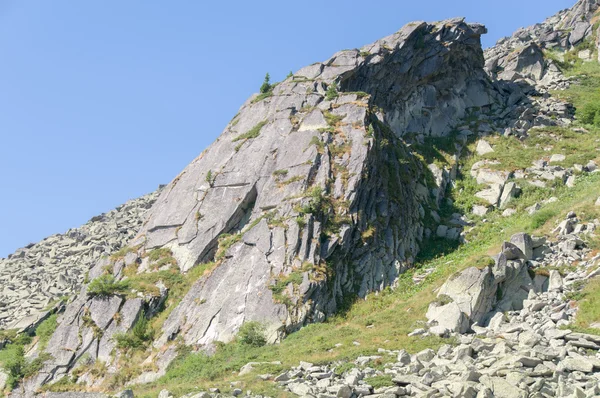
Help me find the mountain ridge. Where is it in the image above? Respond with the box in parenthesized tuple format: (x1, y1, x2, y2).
(2, 1, 600, 396)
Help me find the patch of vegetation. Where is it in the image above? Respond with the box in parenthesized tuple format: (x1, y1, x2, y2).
(145, 247, 177, 269)
(361, 226, 376, 241)
(87, 274, 130, 297)
(299, 186, 331, 218)
(0, 341, 52, 390)
(325, 83, 338, 101)
(114, 311, 154, 351)
(251, 74, 276, 104)
(215, 233, 243, 260)
(206, 169, 214, 186)
(269, 270, 304, 296)
(237, 322, 267, 347)
(110, 246, 137, 261)
(36, 314, 58, 351)
(309, 136, 325, 152)
(323, 111, 344, 128)
(364, 374, 394, 388)
(272, 169, 289, 177)
(233, 120, 268, 151)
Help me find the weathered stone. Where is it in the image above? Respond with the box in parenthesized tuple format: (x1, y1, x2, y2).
(510, 233, 533, 260)
(476, 140, 494, 155)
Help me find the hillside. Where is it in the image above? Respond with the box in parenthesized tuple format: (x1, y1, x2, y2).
(2, 1, 600, 397)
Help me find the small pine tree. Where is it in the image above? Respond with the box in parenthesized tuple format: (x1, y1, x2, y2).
(286, 71, 293, 79)
(260, 73, 271, 94)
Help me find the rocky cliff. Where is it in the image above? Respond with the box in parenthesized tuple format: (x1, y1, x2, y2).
(3, 0, 600, 395)
(16, 18, 507, 392)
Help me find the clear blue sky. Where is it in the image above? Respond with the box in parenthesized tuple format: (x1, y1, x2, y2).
(0, 0, 573, 257)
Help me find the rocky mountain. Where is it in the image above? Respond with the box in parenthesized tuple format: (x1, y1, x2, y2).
(2, 0, 600, 397)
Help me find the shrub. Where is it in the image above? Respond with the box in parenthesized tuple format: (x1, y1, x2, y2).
(114, 311, 154, 351)
(260, 73, 271, 94)
(325, 83, 338, 101)
(579, 102, 600, 126)
(87, 275, 129, 297)
(237, 321, 267, 347)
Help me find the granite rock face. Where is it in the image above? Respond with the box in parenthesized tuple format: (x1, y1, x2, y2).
(6, 1, 600, 395)
(0, 190, 160, 331)
(138, 18, 499, 349)
(485, 0, 599, 89)
(17, 18, 510, 392)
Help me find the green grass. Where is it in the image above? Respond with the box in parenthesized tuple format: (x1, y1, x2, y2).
(364, 375, 394, 389)
(569, 279, 600, 335)
(325, 83, 338, 101)
(553, 59, 600, 127)
(87, 274, 130, 297)
(36, 314, 58, 351)
(113, 311, 154, 351)
(0, 316, 58, 391)
(233, 121, 268, 151)
(237, 322, 267, 348)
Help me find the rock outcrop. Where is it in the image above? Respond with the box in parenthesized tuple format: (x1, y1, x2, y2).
(16, 17, 515, 392)
(272, 216, 600, 398)
(4, 0, 600, 395)
(0, 190, 160, 331)
(485, 0, 600, 88)
(426, 214, 597, 336)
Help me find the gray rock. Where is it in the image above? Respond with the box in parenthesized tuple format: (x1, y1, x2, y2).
(113, 390, 134, 398)
(549, 154, 566, 163)
(561, 357, 593, 373)
(476, 140, 494, 155)
(436, 267, 496, 326)
(158, 390, 172, 398)
(498, 182, 520, 209)
(548, 270, 563, 292)
(510, 233, 533, 261)
(472, 205, 489, 216)
(0, 371, 7, 392)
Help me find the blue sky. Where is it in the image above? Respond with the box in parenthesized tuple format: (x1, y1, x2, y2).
(0, 0, 572, 257)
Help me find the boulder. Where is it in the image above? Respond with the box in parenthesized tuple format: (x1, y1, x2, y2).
(437, 267, 496, 325)
(426, 301, 470, 333)
(476, 140, 494, 155)
(569, 21, 591, 46)
(496, 43, 545, 82)
(510, 233, 533, 261)
(498, 182, 520, 209)
(548, 270, 563, 292)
